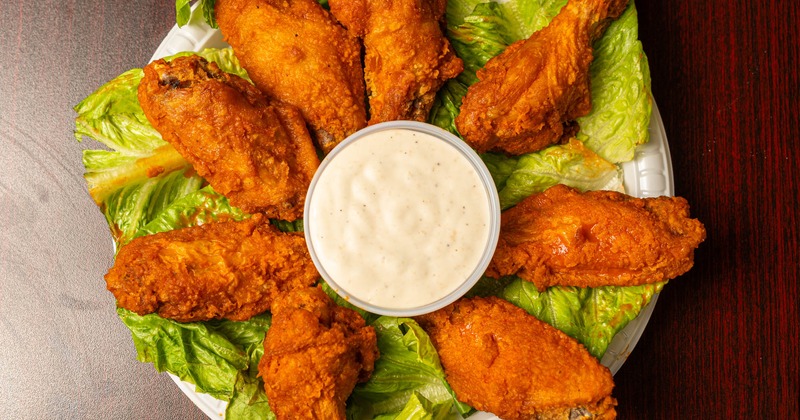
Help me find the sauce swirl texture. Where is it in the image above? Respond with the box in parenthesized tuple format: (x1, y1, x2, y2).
(305, 123, 498, 314)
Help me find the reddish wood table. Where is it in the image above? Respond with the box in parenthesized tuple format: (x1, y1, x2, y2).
(0, 0, 796, 418)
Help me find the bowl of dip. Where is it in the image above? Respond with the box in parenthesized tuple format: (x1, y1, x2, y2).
(304, 121, 501, 317)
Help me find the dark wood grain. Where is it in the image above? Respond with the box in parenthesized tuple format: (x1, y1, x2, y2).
(0, 0, 796, 418)
(617, 1, 800, 418)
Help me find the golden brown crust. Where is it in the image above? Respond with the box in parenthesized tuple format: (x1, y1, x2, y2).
(329, 0, 463, 124)
(455, 0, 629, 155)
(104, 214, 319, 322)
(216, 0, 367, 153)
(415, 297, 617, 420)
(138, 55, 320, 221)
(260, 287, 378, 419)
(487, 184, 706, 288)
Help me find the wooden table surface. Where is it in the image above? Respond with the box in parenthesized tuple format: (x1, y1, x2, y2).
(0, 0, 797, 418)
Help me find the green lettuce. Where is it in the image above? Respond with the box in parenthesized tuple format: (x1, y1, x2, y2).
(176, 0, 192, 27)
(101, 166, 205, 246)
(176, 0, 218, 28)
(373, 393, 455, 420)
(120, 309, 274, 418)
(118, 308, 263, 400)
(576, 4, 652, 163)
(216, 316, 274, 420)
(226, 371, 275, 420)
(502, 278, 665, 358)
(483, 139, 622, 209)
(348, 318, 471, 419)
(133, 186, 247, 239)
(445, 0, 565, 33)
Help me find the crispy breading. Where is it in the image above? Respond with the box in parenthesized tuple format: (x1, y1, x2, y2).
(487, 184, 706, 288)
(456, 0, 629, 155)
(416, 297, 617, 420)
(260, 287, 378, 419)
(138, 55, 319, 221)
(329, 0, 463, 124)
(216, 0, 367, 153)
(105, 214, 319, 322)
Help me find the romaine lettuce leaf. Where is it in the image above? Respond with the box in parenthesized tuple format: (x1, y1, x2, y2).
(506, 0, 567, 37)
(217, 315, 274, 420)
(74, 68, 164, 155)
(226, 371, 275, 420)
(396, 277, 662, 391)
(176, 0, 192, 27)
(445, 0, 565, 35)
(373, 392, 456, 420)
(176, 0, 218, 28)
(449, 2, 521, 82)
(118, 308, 253, 400)
(103, 166, 205, 246)
(502, 278, 665, 358)
(428, 80, 468, 137)
(348, 318, 471, 419)
(576, 3, 652, 163)
(120, 308, 275, 417)
(133, 186, 247, 238)
(463, 275, 516, 299)
(483, 139, 622, 209)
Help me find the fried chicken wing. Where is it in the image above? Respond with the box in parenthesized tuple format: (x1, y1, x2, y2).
(487, 184, 706, 288)
(105, 214, 319, 322)
(456, 0, 629, 155)
(138, 55, 319, 221)
(416, 297, 617, 420)
(259, 287, 378, 419)
(329, 0, 463, 124)
(216, 0, 367, 153)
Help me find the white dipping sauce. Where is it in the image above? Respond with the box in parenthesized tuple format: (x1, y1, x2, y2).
(306, 126, 494, 312)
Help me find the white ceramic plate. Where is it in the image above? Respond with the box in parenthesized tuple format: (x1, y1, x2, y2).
(151, 8, 673, 420)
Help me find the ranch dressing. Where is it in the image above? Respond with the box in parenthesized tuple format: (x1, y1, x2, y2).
(306, 126, 494, 312)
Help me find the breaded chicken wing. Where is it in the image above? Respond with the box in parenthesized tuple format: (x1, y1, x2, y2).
(259, 287, 378, 419)
(416, 297, 617, 420)
(329, 0, 463, 124)
(138, 55, 319, 221)
(487, 185, 706, 288)
(456, 0, 629, 155)
(105, 214, 319, 322)
(216, 0, 367, 153)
